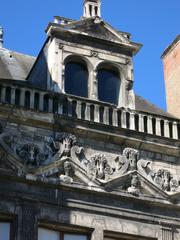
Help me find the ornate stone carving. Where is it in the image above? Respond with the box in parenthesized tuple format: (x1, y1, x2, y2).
(16, 143, 46, 166)
(59, 161, 73, 184)
(2, 134, 53, 167)
(115, 148, 140, 175)
(53, 133, 76, 159)
(152, 169, 178, 192)
(87, 154, 113, 181)
(123, 148, 139, 171)
(128, 174, 140, 196)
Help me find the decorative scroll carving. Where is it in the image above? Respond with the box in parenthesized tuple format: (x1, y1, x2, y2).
(59, 161, 73, 184)
(53, 133, 76, 158)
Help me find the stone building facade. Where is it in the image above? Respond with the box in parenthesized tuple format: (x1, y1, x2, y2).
(0, 0, 180, 240)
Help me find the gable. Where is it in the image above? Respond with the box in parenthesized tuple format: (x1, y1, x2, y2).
(68, 18, 128, 44)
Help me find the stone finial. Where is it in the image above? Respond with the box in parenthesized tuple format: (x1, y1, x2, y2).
(0, 27, 4, 48)
(83, 0, 101, 18)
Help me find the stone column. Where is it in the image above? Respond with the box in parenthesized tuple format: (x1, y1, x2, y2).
(121, 110, 127, 128)
(139, 114, 144, 132)
(156, 118, 161, 136)
(10, 87, 16, 105)
(162, 227, 173, 240)
(104, 107, 109, 125)
(85, 103, 91, 121)
(89, 69, 98, 100)
(76, 101, 82, 119)
(112, 109, 118, 127)
(172, 122, 178, 140)
(30, 91, 35, 109)
(68, 99, 73, 117)
(147, 116, 153, 134)
(94, 104, 100, 123)
(58, 100, 63, 115)
(39, 93, 44, 111)
(164, 120, 170, 138)
(130, 112, 135, 130)
(48, 98, 53, 113)
(20, 89, 25, 107)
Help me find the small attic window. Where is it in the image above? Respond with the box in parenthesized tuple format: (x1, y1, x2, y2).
(65, 58, 88, 98)
(97, 64, 121, 105)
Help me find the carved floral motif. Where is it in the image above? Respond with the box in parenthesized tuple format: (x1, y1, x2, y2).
(86, 154, 113, 181)
(53, 133, 76, 158)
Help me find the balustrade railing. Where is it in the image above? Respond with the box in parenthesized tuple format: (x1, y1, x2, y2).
(0, 82, 179, 140)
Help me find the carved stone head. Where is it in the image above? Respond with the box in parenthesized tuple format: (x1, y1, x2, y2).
(64, 161, 72, 177)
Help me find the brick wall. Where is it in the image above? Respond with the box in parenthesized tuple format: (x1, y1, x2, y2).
(162, 37, 180, 118)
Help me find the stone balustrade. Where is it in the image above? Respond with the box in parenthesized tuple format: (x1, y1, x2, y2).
(0, 82, 179, 140)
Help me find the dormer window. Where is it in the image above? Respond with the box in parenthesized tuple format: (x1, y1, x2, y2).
(65, 57, 88, 98)
(97, 64, 121, 105)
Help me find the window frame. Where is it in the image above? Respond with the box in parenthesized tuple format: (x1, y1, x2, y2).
(0, 220, 15, 240)
(64, 60, 89, 98)
(104, 230, 157, 240)
(38, 224, 92, 240)
(97, 65, 121, 106)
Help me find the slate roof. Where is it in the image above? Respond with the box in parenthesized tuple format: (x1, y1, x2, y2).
(0, 48, 36, 80)
(135, 95, 175, 118)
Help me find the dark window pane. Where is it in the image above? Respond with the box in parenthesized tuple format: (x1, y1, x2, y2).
(64, 234, 87, 240)
(98, 69, 120, 105)
(65, 62, 88, 98)
(38, 228, 59, 240)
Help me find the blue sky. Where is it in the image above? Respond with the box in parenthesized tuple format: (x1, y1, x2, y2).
(0, 0, 180, 110)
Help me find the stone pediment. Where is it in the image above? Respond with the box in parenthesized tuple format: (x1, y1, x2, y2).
(65, 18, 130, 45)
(0, 131, 180, 200)
(104, 171, 169, 199)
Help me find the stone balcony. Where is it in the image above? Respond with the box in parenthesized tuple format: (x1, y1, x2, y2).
(0, 79, 179, 141)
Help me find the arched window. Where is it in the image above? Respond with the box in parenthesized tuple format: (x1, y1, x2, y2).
(65, 58, 88, 98)
(97, 65, 120, 105)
